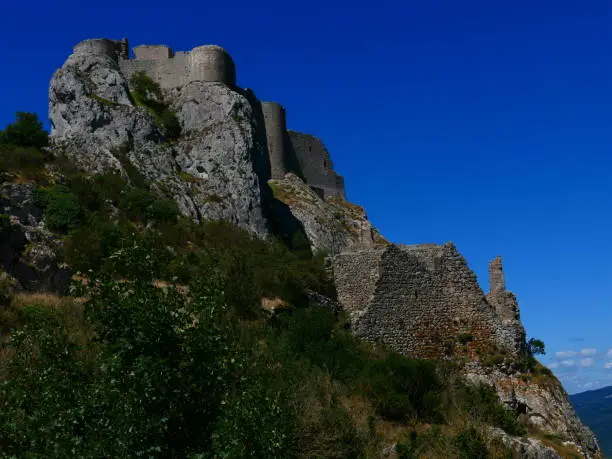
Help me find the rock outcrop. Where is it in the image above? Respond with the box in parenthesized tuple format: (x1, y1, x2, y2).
(269, 173, 386, 255)
(468, 364, 600, 458)
(0, 177, 70, 292)
(49, 43, 270, 236)
(488, 427, 563, 459)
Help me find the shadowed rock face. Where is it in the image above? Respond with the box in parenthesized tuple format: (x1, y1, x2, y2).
(49, 46, 269, 236)
(268, 173, 386, 255)
(0, 180, 70, 293)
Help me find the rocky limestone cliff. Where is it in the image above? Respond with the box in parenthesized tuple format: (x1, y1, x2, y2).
(467, 363, 601, 458)
(269, 173, 386, 255)
(49, 45, 269, 236)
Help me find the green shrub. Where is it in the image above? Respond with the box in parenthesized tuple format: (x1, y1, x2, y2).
(130, 72, 181, 140)
(0, 112, 48, 149)
(68, 172, 125, 213)
(458, 333, 474, 344)
(0, 213, 10, 238)
(362, 353, 442, 422)
(34, 185, 82, 232)
(130, 71, 163, 102)
(0, 145, 44, 171)
(483, 354, 506, 367)
(160, 108, 181, 140)
(456, 383, 526, 436)
(527, 337, 546, 356)
(453, 427, 488, 459)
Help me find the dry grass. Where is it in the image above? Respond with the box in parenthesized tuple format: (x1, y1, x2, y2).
(1, 292, 92, 347)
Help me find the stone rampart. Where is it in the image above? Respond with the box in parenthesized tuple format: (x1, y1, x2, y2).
(261, 102, 288, 179)
(117, 44, 235, 89)
(73, 38, 126, 60)
(333, 244, 525, 359)
(288, 130, 346, 199)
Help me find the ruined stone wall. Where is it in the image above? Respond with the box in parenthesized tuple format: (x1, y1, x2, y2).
(119, 52, 191, 89)
(261, 102, 288, 179)
(118, 44, 235, 89)
(133, 45, 173, 60)
(288, 131, 346, 200)
(333, 248, 385, 313)
(73, 38, 125, 60)
(332, 244, 520, 359)
(486, 257, 526, 356)
(489, 256, 505, 294)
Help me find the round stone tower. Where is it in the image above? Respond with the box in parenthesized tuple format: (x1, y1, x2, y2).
(73, 38, 122, 61)
(261, 102, 288, 179)
(189, 45, 236, 85)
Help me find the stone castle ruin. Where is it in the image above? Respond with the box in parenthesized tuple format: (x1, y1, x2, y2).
(30, 35, 607, 455)
(71, 38, 345, 200)
(333, 245, 526, 359)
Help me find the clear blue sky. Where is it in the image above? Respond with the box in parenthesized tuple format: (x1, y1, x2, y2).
(1, 0, 611, 394)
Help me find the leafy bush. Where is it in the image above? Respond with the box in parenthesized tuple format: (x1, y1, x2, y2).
(130, 72, 181, 140)
(453, 427, 489, 459)
(455, 382, 526, 436)
(0, 112, 48, 149)
(458, 333, 474, 344)
(34, 185, 82, 232)
(0, 213, 10, 238)
(0, 145, 45, 174)
(527, 337, 546, 356)
(0, 242, 294, 457)
(269, 306, 443, 423)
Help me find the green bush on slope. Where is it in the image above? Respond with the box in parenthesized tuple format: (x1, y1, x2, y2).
(130, 71, 181, 140)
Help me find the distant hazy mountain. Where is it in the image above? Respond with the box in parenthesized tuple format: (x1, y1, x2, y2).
(571, 386, 612, 457)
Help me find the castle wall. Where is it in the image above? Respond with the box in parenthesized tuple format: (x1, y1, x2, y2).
(119, 52, 190, 89)
(288, 131, 346, 199)
(333, 244, 521, 359)
(133, 45, 173, 60)
(118, 45, 234, 89)
(73, 39, 124, 60)
(190, 45, 236, 85)
(261, 102, 288, 179)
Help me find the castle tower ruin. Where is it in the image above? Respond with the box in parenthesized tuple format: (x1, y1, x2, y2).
(73, 38, 124, 60)
(190, 45, 236, 85)
(261, 102, 288, 179)
(489, 256, 505, 294)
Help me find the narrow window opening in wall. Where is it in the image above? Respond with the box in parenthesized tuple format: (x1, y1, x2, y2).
(323, 160, 328, 168)
(308, 146, 312, 152)
(414, 290, 418, 299)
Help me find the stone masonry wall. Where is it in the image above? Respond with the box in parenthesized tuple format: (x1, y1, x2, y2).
(261, 102, 288, 179)
(288, 130, 346, 200)
(333, 244, 521, 359)
(118, 45, 235, 89)
(486, 257, 526, 356)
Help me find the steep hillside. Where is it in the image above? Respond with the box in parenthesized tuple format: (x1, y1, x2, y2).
(571, 386, 612, 457)
(0, 36, 602, 458)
